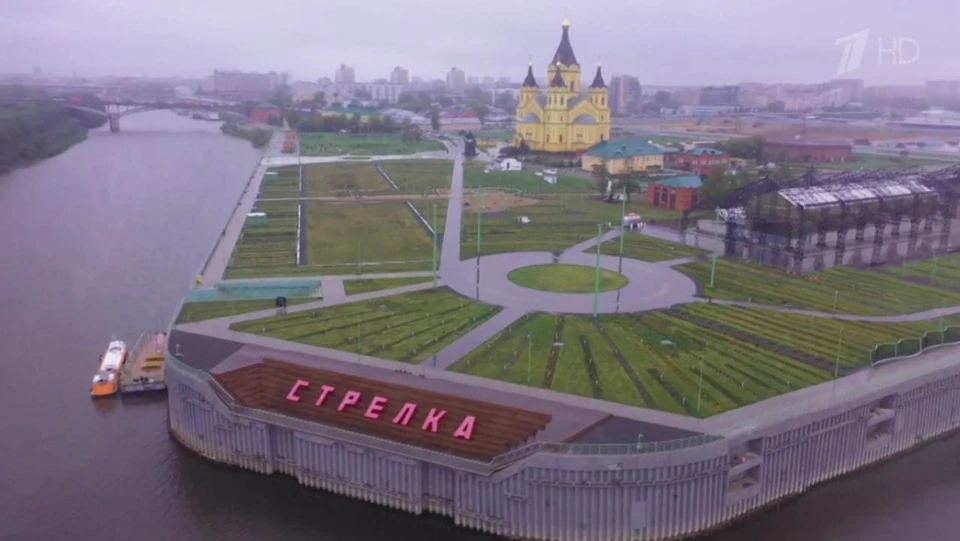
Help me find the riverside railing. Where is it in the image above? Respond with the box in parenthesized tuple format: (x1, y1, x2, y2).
(870, 325, 960, 365)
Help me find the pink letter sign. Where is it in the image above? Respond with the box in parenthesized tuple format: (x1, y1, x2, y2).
(453, 416, 476, 440)
(364, 396, 389, 419)
(392, 402, 417, 426)
(421, 408, 447, 433)
(337, 390, 362, 411)
(314, 385, 335, 407)
(285, 379, 310, 402)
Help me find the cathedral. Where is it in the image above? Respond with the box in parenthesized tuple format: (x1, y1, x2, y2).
(513, 19, 611, 153)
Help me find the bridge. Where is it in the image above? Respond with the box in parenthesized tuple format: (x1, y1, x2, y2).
(0, 96, 241, 132)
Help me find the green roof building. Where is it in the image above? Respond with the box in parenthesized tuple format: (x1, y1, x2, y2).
(581, 137, 665, 174)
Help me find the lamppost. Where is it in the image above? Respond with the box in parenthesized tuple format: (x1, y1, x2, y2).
(432, 204, 438, 288)
(618, 184, 627, 274)
(593, 224, 602, 319)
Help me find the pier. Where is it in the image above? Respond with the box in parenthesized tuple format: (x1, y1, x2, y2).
(120, 332, 167, 394)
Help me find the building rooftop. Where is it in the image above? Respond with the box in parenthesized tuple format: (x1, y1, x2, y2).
(584, 138, 664, 159)
(653, 175, 704, 189)
(685, 148, 725, 156)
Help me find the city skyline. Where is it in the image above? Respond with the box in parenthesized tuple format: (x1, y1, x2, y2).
(3, 0, 955, 86)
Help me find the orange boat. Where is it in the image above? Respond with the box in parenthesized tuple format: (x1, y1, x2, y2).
(91, 340, 128, 397)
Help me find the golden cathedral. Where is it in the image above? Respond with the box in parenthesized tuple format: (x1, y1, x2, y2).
(513, 19, 611, 153)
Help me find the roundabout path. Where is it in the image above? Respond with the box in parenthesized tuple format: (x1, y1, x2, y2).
(441, 251, 697, 314)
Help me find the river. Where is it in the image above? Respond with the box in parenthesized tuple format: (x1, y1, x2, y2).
(0, 111, 958, 541)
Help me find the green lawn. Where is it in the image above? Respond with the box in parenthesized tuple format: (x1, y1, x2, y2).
(475, 129, 514, 143)
(880, 251, 960, 291)
(678, 258, 960, 315)
(343, 276, 433, 295)
(450, 306, 960, 417)
(231, 287, 499, 363)
(508, 264, 628, 293)
(299, 133, 445, 157)
(303, 163, 390, 196)
(818, 154, 957, 170)
(378, 159, 453, 193)
(226, 200, 298, 273)
(461, 196, 683, 259)
(260, 168, 300, 199)
(175, 299, 314, 323)
(597, 231, 709, 262)
(305, 202, 435, 273)
(463, 162, 594, 193)
(411, 200, 448, 236)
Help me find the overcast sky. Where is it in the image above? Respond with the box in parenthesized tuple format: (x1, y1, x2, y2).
(2, 0, 956, 86)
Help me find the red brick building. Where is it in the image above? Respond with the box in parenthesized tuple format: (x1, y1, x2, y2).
(665, 147, 728, 174)
(250, 103, 283, 124)
(763, 139, 853, 163)
(647, 175, 703, 213)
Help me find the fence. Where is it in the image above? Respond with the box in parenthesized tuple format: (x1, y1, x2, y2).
(186, 279, 322, 302)
(870, 325, 960, 365)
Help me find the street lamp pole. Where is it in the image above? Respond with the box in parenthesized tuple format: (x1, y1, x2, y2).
(618, 184, 627, 274)
(593, 224, 602, 319)
(697, 355, 704, 414)
(432, 204, 438, 288)
(527, 333, 532, 384)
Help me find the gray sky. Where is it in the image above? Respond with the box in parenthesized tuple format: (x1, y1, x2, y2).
(2, 0, 956, 85)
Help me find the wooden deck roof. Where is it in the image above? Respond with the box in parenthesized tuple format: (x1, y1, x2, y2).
(212, 358, 552, 462)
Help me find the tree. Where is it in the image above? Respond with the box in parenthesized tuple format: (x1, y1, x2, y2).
(592, 160, 610, 197)
(268, 85, 293, 109)
(494, 91, 517, 113)
(430, 109, 441, 132)
(473, 104, 489, 123)
(653, 91, 671, 107)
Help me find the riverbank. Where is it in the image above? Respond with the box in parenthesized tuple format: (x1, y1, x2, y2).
(221, 122, 274, 149)
(0, 103, 107, 174)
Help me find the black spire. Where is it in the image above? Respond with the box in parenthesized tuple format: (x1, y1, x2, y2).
(549, 66, 566, 88)
(522, 64, 538, 88)
(590, 64, 606, 89)
(551, 22, 579, 66)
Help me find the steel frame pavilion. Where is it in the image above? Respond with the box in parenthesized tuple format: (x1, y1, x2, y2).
(680, 165, 960, 272)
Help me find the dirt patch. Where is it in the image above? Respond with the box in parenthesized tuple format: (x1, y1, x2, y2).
(462, 189, 540, 213)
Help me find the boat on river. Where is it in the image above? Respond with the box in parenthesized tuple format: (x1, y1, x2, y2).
(91, 339, 128, 397)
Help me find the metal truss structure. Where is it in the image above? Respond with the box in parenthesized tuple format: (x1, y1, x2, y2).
(681, 165, 960, 273)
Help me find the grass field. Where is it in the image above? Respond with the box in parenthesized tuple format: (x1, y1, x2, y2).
(881, 251, 960, 291)
(678, 258, 960, 315)
(411, 200, 448, 236)
(463, 162, 594, 193)
(378, 160, 453, 193)
(299, 133, 445, 157)
(342, 276, 433, 295)
(260, 168, 300, 198)
(461, 196, 683, 258)
(305, 202, 435, 273)
(597, 231, 709, 262)
(508, 264, 628, 293)
(303, 163, 390, 196)
(450, 306, 957, 417)
(475, 129, 514, 143)
(226, 200, 299, 273)
(817, 154, 956, 171)
(231, 287, 499, 363)
(176, 299, 314, 323)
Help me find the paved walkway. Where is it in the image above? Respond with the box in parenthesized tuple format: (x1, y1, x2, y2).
(199, 133, 286, 285)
